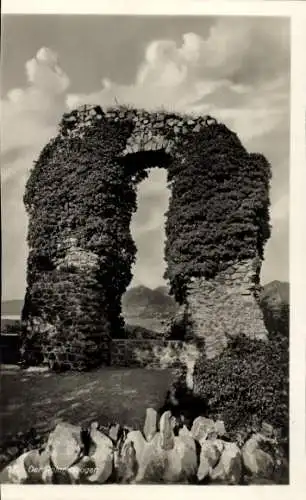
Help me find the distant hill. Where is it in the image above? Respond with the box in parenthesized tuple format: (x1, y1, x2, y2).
(122, 281, 289, 334)
(259, 281, 289, 336)
(260, 280, 289, 307)
(121, 285, 178, 333)
(1, 281, 289, 335)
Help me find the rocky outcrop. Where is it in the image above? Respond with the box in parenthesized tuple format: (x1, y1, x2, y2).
(46, 421, 83, 470)
(135, 411, 198, 484)
(209, 442, 242, 484)
(197, 439, 224, 482)
(0, 412, 287, 485)
(242, 432, 276, 480)
(143, 408, 158, 442)
(191, 416, 226, 442)
(83, 422, 114, 483)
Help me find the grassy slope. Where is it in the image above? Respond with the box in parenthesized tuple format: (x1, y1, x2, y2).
(0, 367, 172, 446)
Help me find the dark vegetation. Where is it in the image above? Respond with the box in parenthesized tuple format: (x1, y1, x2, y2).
(193, 331, 288, 439)
(22, 112, 136, 363)
(171, 287, 289, 447)
(165, 125, 271, 303)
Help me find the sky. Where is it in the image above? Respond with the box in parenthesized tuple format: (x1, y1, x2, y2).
(1, 14, 290, 300)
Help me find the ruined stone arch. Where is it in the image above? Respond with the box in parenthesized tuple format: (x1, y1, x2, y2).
(21, 104, 271, 370)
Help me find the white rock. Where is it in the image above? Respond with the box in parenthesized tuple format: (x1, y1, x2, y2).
(165, 434, 197, 483)
(136, 430, 197, 484)
(67, 464, 81, 483)
(135, 413, 197, 484)
(197, 439, 223, 482)
(0, 448, 53, 484)
(159, 411, 175, 450)
(179, 425, 192, 438)
(122, 430, 146, 467)
(210, 442, 242, 484)
(116, 441, 138, 483)
(191, 416, 215, 442)
(86, 423, 114, 483)
(41, 464, 53, 483)
(4, 452, 30, 483)
(242, 433, 275, 479)
(214, 420, 226, 437)
(46, 422, 82, 471)
(143, 408, 157, 442)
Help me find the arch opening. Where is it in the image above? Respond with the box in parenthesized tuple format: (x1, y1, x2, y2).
(129, 166, 170, 291)
(119, 149, 172, 292)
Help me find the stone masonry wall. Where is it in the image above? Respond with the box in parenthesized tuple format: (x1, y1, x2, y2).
(22, 103, 270, 370)
(186, 258, 268, 359)
(110, 339, 203, 391)
(110, 339, 184, 368)
(62, 104, 217, 156)
(22, 105, 223, 370)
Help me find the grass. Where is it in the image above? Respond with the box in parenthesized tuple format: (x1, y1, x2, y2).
(0, 367, 172, 446)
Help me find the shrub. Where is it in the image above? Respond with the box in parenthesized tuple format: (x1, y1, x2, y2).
(192, 331, 289, 441)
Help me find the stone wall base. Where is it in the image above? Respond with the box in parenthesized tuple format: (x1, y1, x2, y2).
(186, 259, 268, 359)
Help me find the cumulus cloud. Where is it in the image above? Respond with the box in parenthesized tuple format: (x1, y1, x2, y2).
(67, 17, 287, 288)
(1, 17, 290, 298)
(130, 169, 171, 289)
(1, 47, 69, 160)
(25, 47, 69, 95)
(1, 48, 69, 299)
(67, 18, 289, 144)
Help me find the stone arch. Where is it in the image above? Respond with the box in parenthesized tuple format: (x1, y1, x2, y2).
(21, 104, 271, 370)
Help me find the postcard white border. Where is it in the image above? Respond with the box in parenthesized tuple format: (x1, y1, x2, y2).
(1, 1, 306, 499)
(0, 0, 305, 17)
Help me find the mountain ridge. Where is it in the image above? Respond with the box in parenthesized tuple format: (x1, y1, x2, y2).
(2, 281, 289, 330)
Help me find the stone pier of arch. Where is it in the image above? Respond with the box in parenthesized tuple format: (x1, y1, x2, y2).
(21, 104, 270, 370)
